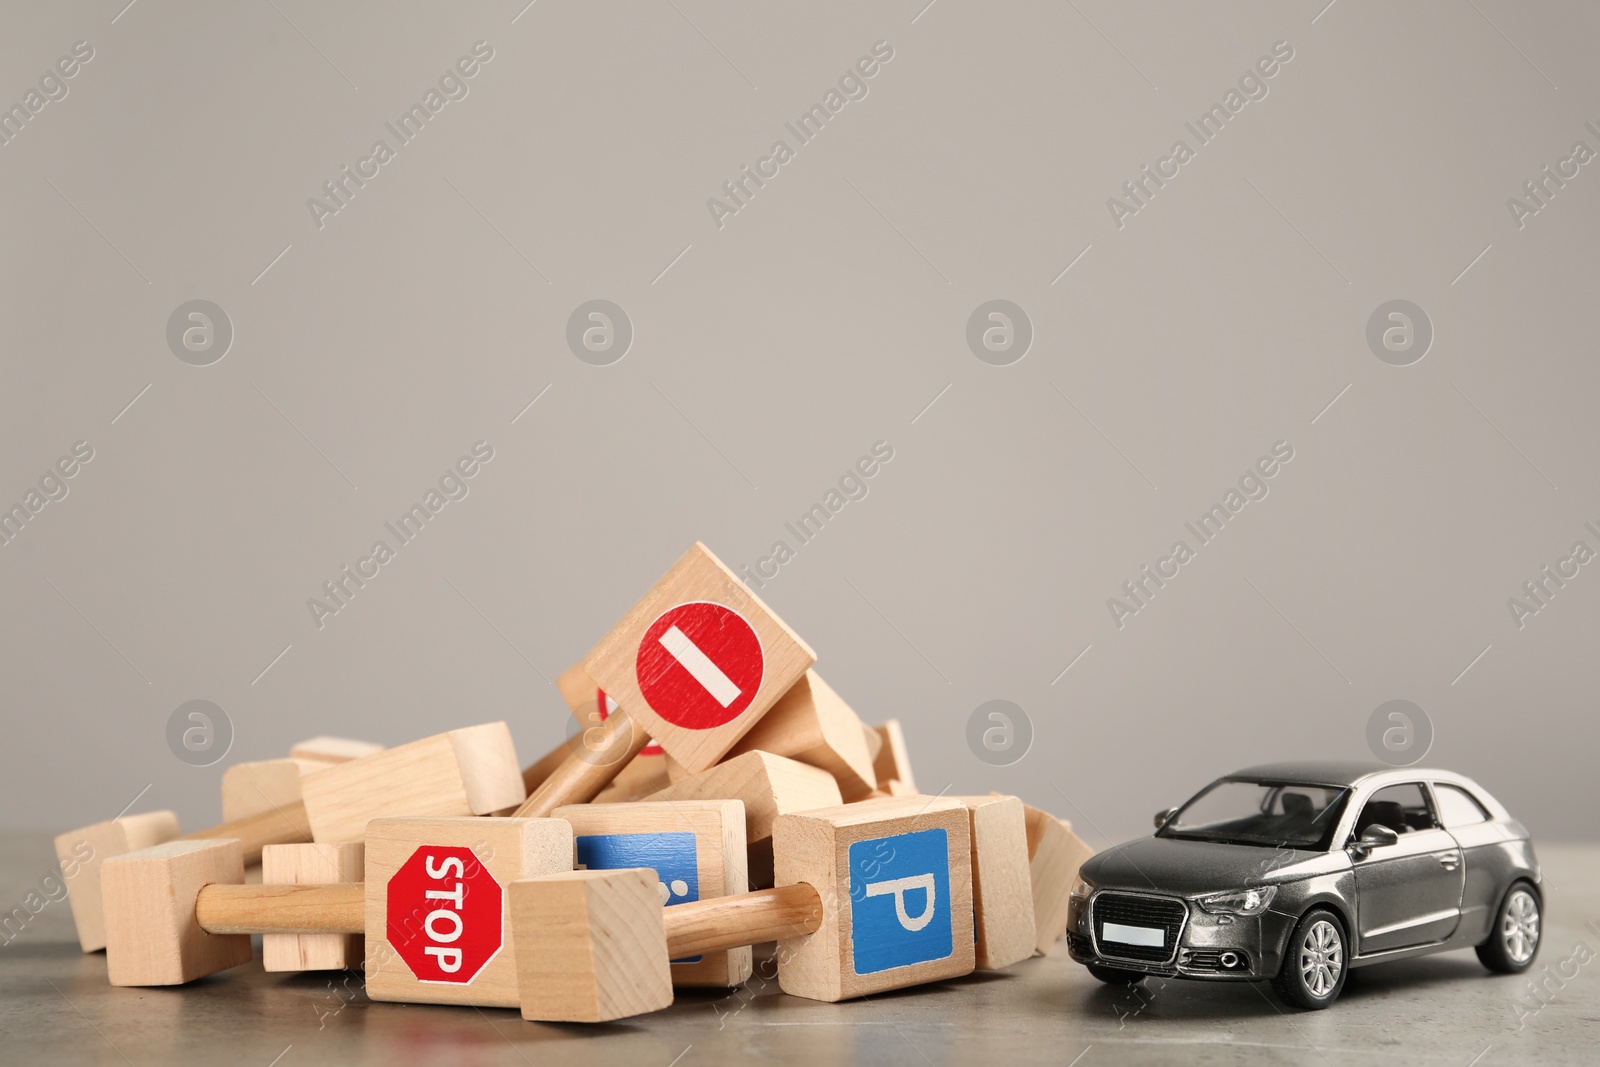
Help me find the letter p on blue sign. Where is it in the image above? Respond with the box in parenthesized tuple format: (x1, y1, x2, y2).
(772, 796, 973, 1001)
(849, 828, 953, 974)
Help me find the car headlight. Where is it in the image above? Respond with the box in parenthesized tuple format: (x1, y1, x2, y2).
(1196, 886, 1277, 916)
(1069, 876, 1091, 902)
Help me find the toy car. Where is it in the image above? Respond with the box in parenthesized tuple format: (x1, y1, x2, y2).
(1066, 762, 1542, 1009)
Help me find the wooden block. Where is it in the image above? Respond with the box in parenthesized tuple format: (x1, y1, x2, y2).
(871, 721, 916, 793)
(102, 840, 252, 986)
(510, 869, 673, 1023)
(954, 796, 1035, 970)
(647, 751, 841, 847)
(1020, 802, 1094, 956)
(580, 542, 815, 773)
(593, 758, 671, 803)
(364, 816, 571, 1008)
(301, 722, 525, 843)
(560, 665, 674, 800)
(262, 842, 364, 972)
(555, 800, 749, 987)
(862, 722, 884, 761)
(726, 671, 877, 800)
(221, 758, 326, 823)
(290, 737, 383, 763)
(54, 811, 179, 953)
(773, 795, 974, 1002)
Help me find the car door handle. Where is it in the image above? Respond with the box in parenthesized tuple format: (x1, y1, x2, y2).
(1438, 854, 1460, 870)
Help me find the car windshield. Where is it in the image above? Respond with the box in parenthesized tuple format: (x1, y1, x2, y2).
(1159, 778, 1350, 850)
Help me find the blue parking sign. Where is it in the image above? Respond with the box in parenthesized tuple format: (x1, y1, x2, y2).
(575, 831, 701, 963)
(848, 828, 953, 975)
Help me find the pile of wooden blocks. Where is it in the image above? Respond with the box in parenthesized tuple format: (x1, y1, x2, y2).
(53, 543, 1094, 1023)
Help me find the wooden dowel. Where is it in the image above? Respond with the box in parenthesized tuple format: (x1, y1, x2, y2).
(178, 801, 313, 864)
(512, 709, 649, 818)
(194, 883, 365, 935)
(662, 884, 823, 958)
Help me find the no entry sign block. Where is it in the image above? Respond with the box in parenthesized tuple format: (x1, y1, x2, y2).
(364, 816, 571, 1007)
(581, 542, 815, 773)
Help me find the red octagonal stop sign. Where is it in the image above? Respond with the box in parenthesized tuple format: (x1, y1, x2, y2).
(636, 601, 764, 730)
(386, 845, 502, 984)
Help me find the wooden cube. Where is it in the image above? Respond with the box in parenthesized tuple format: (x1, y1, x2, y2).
(773, 795, 973, 1001)
(555, 800, 748, 987)
(954, 796, 1035, 969)
(509, 869, 672, 1023)
(262, 842, 364, 972)
(1020, 802, 1094, 956)
(301, 722, 525, 842)
(102, 840, 252, 986)
(579, 542, 815, 773)
(54, 811, 179, 952)
(870, 720, 916, 793)
(363, 816, 571, 1008)
(726, 671, 877, 800)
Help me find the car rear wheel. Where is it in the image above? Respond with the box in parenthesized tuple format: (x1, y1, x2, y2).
(1271, 909, 1347, 1009)
(1477, 882, 1541, 974)
(1085, 963, 1146, 986)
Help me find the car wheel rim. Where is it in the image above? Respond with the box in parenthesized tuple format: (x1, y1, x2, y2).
(1298, 919, 1343, 998)
(1502, 889, 1540, 964)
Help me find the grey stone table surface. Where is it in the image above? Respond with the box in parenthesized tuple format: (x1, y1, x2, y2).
(2, 834, 1595, 1066)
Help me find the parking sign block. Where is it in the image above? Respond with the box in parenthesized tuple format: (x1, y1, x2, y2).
(773, 796, 973, 1001)
(848, 828, 954, 974)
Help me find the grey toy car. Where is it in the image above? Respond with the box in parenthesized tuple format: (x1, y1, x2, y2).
(1066, 762, 1542, 1009)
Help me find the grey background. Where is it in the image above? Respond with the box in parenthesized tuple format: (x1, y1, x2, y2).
(3, 0, 1598, 850)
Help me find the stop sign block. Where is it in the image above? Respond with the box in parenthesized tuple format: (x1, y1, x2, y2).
(581, 542, 815, 773)
(365, 816, 572, 1007)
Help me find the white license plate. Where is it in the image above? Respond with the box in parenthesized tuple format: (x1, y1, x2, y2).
(1103, 922, 1165, 948)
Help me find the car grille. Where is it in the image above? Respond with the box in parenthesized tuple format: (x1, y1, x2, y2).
(1091, 892, 1187, 963)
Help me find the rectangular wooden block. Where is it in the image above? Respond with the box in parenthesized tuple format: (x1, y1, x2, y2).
(54, 811, 180, 953)
(862, 722, 884, 761)
(221, 758, 327, 823)
(290, 737, 383, 763)
(726, 671, 877, 800)
(871, 721, 916, 793)
(773, 796, 974, 1002)
(364, 816, 571, 1008)
(555, 800, 749, 987)
(955, 796, 1036, 970)
(1020, 802, 1094, 956)
(647, 751, 841, 846)
(262, 842, 364, 972)
(580, 542, 816, 772)
(301, 722, 525, 843)
(510, 869, 672, 1023)
(102, 840, 252, 986)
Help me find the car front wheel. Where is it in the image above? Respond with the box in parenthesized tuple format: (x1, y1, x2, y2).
(1271, 909, 1347, 1009)
(1477, 882, 1541, 974)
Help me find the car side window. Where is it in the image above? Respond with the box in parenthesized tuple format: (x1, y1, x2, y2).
(1433, 784, 1490, 828)
(1355, 783, 1438, 835)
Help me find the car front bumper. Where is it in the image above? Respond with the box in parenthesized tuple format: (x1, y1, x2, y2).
(1067, 890, 1297, 981)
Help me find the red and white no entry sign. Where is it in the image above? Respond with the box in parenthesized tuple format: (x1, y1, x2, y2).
(636, 602, 764, 730)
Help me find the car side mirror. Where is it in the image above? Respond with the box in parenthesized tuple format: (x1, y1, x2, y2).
(1154, 807, 1179, 830)
(1349, 824, 1399, 857)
